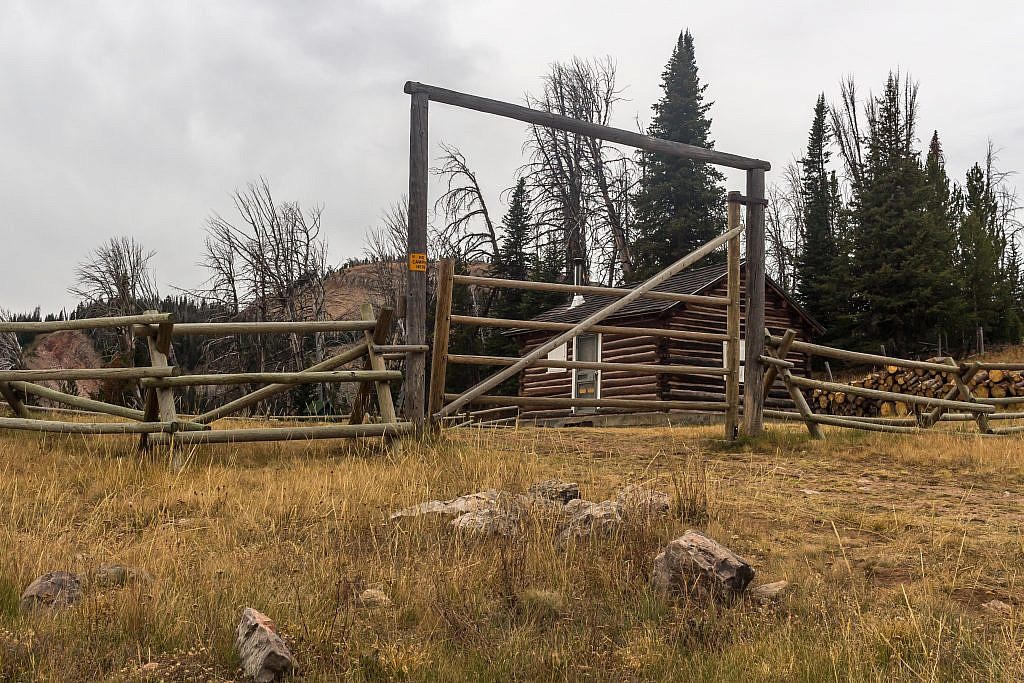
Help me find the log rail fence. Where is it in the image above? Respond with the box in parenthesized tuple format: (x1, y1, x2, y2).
(0, 308, 414, 448)
(428, 200, 749, 440)
(763, 331, 1024, 437)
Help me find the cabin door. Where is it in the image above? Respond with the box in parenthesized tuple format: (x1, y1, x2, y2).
(572, 333, 600, 413)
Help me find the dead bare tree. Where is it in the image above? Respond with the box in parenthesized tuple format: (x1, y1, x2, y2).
(198, 178, 330, 413)
(434, 144, 500, 265)
(523, 57, 636, 285)
(764, 162, 804, 293)
(363, 199, 409, 313)
(69, 236, 159, 363)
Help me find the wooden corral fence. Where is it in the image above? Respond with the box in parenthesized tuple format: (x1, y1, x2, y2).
(0, 304, 415, 447)
(428, 202, 747, 440)
(403, 81, 772, 436)
(763, 331, 1024, 436)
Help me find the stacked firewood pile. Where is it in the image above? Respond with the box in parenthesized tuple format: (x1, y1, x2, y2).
(804, 363, 1024, 417)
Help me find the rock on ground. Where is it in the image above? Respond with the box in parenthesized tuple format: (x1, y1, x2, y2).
(527, 479, 580, 504)
(235, 607, 295, 682)
(748, 580, 789, 603)
(615, 485, 670, 520)
(390, 490, 501, 520)
(652, 530, 755, 599)
(557, 499, 624, 542)
(357, 589, 393, 609)
(450, 504, 523, 537)
(20, 571, 82, 614)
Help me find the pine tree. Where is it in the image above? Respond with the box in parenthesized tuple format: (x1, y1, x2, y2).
(849, 73, 958, 354)
(958, 157, 1021, 345)
(486, 178, 534, 378)
(795, 95, 844, 333)
(631, 30, 726, 279)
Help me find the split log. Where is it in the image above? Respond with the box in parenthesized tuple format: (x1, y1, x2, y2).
(236, 608, 295, 682)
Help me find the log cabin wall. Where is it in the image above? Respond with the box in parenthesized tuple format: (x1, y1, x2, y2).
(510, 267, 821, 420)
(663, 273, 814, 411)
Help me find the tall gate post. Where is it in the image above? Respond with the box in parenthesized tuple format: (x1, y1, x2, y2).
(406, 91, 429, 430)
(743, 169, 767, 436)
(725, 192, 742, 440)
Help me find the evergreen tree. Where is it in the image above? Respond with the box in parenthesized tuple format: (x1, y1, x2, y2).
(848, 73, 959, 354)
(795, 95, 845, 333)
(958, 158, 1021, 344)
(631, 30, 726, 279)
(486, 178, 534, 379)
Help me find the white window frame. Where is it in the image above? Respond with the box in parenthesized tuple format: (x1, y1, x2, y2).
(723, 338, 746, 384)
(571, 333, 602, 407)
(545, 342, 567, 373)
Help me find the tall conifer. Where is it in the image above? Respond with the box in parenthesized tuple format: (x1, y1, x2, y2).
(631, 30, 726, 279)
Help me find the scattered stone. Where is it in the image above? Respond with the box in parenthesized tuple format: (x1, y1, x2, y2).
(235, 607, 295, 683)
(450, 506, 523, 537)
(390, 490, 501, 520)
(652, 530, 755, 600)
(982, 599, 1012, 615)
(557, 499, 624, 542)
(140, 662, 160, 672)
(800, 489, 822, 496)
(615, 485, 670, 519)
(749, 580, 789, 603)
(527, 479, 580, 504)
(92, 564, 154, 588)
(356, 589, 393, 609)
(19, 571, 82, 614)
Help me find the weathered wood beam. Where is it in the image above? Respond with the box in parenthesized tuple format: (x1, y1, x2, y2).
(743, 168, 767, 437)
(451, 274, 730, 306)
(427, 259, 455, 421)
(194, 342, 369, 424)
(163, 421, 414, 444)
(404, 82, 771, 171)
(446, 354, 728, 376)
(0, 312, 172, 333)
(786, 375, 996, 412)
(0, 367, 177, 382)
(451, 315, 730, 343)
(132, 320, 375, 337)
(141, 370, 402, 388)
(405, 90, 429, 430)
(443, 393, 729, 413)
(725, 193, 742, 440)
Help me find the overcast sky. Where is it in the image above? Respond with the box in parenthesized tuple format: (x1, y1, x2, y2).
(2, 0, 1022, 313)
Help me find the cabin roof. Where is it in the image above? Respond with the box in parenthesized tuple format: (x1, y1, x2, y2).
(506, 261, 825, 335)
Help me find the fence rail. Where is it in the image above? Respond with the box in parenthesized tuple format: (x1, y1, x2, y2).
(429, 196, 749, 439)
(764, 331, 1024, 437)
(0, 307, 407, 456)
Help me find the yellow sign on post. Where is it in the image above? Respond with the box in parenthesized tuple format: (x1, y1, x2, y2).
(409, 253, 427, 272)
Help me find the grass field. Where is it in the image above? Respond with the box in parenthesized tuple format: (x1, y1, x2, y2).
(0, 422, 1022, 681)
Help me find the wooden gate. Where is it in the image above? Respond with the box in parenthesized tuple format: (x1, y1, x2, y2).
(428, 200, 746, 440)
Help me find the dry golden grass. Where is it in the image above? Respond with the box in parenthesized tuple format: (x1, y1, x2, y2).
(0, 421, 1022, 681)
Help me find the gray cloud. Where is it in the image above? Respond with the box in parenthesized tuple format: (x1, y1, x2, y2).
(2, 0, 1022, 312)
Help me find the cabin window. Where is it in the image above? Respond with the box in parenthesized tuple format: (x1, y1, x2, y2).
(572, 333, 601, 412)
(723, 338, 746, 383)
(546, 342, 567, 373)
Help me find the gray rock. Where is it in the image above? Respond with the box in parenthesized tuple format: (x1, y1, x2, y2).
(357, 589, 393, 609)
(451, 505, 523, 537)
(527, 479, 580, 504)
(615, 485, 670, 520)
(390, 490, 501, 520)
(557, 499, 624, 542)
(235, 607, 295, 682)
(653, 530, 754, 600)
(749, 580, 789, 603)
(19, 571, 82, 613)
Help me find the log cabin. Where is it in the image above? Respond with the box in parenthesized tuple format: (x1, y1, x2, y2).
(506, 261, 824, 421)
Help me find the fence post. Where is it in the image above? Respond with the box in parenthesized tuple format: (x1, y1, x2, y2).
(406, 90, 429, 431)
(0, 382, 31, 419)
(743, 168, 767, 437)
(428, 259, 455, 422)
(725, 192, 742, 440)
(350, 305, 397, 425)
(139, 312, 178, 459)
